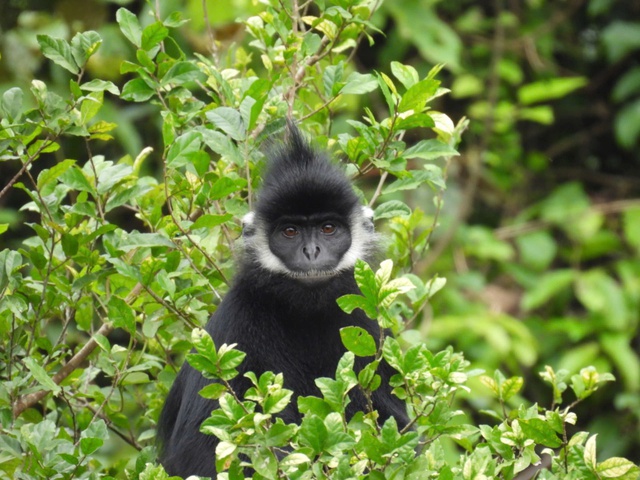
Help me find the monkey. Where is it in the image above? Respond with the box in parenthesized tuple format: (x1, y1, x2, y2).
(157, 124, 408, 477)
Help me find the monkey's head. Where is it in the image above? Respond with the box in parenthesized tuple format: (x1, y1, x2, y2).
(242, 124, 376, 283)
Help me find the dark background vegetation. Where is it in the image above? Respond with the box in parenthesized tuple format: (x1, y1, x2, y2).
(1, 0, 639, 467)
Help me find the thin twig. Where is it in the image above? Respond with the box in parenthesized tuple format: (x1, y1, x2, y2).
(369, 171, 389, 207)
(12, 283, 144, 417)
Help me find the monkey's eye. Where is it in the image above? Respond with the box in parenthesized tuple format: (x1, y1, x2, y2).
(321, 223, 337, 235)
(282, 226, 299, 238)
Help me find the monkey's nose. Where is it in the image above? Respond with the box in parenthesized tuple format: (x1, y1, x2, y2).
(303, 245, 321, 260)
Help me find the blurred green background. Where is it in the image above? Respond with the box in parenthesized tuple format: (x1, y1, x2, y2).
(1, 0, 639, 463)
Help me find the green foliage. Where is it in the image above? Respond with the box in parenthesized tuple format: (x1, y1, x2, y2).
(183, 273, 639, 479)
(0, 0, 638, 479)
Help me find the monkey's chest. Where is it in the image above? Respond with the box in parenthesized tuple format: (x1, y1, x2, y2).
(264, 324, 345, 391)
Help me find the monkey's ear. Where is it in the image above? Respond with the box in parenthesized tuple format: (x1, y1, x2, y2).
(242, 212, 256, 237)
(361, 206, 374, 233)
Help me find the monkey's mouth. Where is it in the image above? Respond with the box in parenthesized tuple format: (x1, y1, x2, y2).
(289, 269, 339, 282)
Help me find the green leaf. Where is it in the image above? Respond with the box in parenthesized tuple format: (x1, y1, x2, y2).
(518, 418, 562, 448)
(516, 230, 557, 271)
(117, 232, 174, 251)
(614, 98, 640, 149)
(398, 78, 440, 113)
(403, 139, 458, 160)
(341, 72, 377, 94)
(1, 87, 23, 122)
(601, 333, 640, 391)
(314, 377, 348, 412)
(340, 326, 377, 357)
(390, 61, 419, 89)
(80, 79, 120, 95)
(575, 269, 627, 330)
(323, 63, 344, 96)
(27, 139, 60, 158)
(279, 453, 310, 468)
(191, 214, 233, 230)
(79, 420, 107, 455)
(218, 348, 246, 371)
(70, 31, 102, 68)
(382, 337, 403, 372)
(521, 269, 575, 311)
(37, 159, 75, 191)
(200, 129, 242, 162)
(264, 421, 297, 447)
(205, 107, 246, 141)
(382, 169, 445, 195)
(500, 376, 523, 402)
(60, 165, 95, 193)
(191, 328, 218, 362)
(377, 71, 397, 115)
(240, 79, 270, 131)
(297, 395, 333, 418)
(264, 389, 294, 415)
(141, 22, 168, 51)
(105, 184, 153, 212)
(395, 112, 435, 130)
(24, 358, 61, 395)
(161, 61, 206, 87)
(479, 375, 499, 397)
(121, 78, 156, 102)
(116, 8, 142, 47)
(96, 163, 132, 194)
(163, 11, 189, 28)
(209, 177, 246, 200)
(596, 457, 637, 478)
(186, 353, 218, 377)
(166, 131, 202, 168)
(37, 35, 79, 74)
(353, 259, 378, 301)
(373, 200, 411, 220)
(80, 91, 104, 124)
(584, 434, 598, 470)
(108, 296, 136, 334)
(337, 294, 377, 320)
(519, 105, 554, 125)
(136, 49, 155, 73)
(80, 437, 103, 456)
(601, 21, 640, 62)
(358, 361, 381, 390)
(299, 415, 328, 455)
(612, 67, 640, 103)
(250, 447, 278, 479)
(122, 372, 150, 385)
(215, 440, 236, 459)
(199, 383, 227, 399)
(61, 233, 79, 257)
(540, 182, 590, 224)
(518, 77, 588, 105)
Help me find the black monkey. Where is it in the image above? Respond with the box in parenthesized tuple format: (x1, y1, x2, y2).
(157, 125, 408, 477)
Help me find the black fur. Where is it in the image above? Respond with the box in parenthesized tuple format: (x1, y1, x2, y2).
(256, 125, 359, 221)
(157, 126, 408, 477)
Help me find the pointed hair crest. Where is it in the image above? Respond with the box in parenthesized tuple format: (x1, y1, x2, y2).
(255, 123, 359, 222)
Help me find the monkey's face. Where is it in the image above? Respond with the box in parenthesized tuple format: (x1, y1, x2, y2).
(242, 206, 376, 284)
(267, 215, 352, 281)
